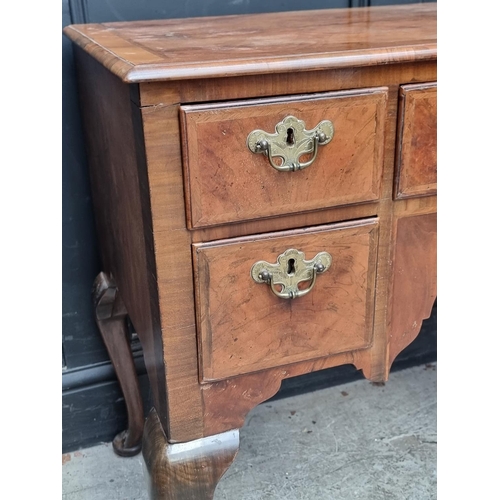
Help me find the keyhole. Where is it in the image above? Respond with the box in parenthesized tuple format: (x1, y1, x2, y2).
(286, 128, 295, 146)
(287, 258, 296, 275)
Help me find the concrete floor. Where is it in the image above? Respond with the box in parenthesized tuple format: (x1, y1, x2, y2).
(62, 363, 436, 499)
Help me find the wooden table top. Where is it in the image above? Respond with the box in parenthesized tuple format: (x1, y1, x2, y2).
(64, 3, 436, 83)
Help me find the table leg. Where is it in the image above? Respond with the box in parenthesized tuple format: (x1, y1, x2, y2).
(142, 408, 239, 500)
(93, 272, 144, 457)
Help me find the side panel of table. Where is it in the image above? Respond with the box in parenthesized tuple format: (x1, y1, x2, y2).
(73, 47, 168, 429)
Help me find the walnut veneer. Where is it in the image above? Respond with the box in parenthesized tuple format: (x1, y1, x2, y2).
(65, 4, 437, 498)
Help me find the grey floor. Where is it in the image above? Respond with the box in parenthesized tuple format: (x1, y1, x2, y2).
(62, 363, 436, 500)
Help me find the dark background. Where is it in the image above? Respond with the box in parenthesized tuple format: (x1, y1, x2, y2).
(62, 0, 437, 453)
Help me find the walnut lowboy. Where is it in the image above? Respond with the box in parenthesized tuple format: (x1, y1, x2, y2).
(65, 4, 437, 499)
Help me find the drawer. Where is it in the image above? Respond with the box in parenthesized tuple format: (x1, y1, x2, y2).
(394, 82, 437, 199)
(181, 89, 387, 228)
(193, 218, 379, 381)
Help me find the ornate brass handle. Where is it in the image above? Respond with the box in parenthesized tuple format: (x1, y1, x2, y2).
(251, 249, 332, 300)
(247, 116, 334, 172)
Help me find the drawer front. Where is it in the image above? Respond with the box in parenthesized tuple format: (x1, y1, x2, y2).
(181, 89, 387, 228)
(395, 82, 437, 199)
(193, 219, 379, 381)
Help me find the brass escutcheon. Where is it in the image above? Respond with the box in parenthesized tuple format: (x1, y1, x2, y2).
(251, 249, 332, 300)
(247, 115, 334, 172)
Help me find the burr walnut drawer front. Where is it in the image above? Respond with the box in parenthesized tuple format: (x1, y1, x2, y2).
(180, 88, 387, 229)
(193, 218, 379, 382)
(395, 82, 437, 199)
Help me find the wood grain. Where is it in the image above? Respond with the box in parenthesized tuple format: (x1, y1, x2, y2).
(140, 103, 205, 442)
(388, 213, 437, 369)
(201, 350, 375, 436)
(138, 62, 437, 108)
(193, 220, 379, 381)
(181, 89, 387, 228)
(395, 82, 437, 199)
(63, 4, 436, 83)
(142, 408, 239, 500)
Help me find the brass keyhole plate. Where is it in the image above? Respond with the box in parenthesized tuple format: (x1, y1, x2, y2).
(251, 248, 332, 299)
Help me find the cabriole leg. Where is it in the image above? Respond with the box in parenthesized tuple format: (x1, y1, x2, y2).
(142, 408, 239, 500)
(92, 272, 144, 456)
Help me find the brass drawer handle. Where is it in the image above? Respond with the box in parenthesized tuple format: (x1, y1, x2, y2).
(247, 115, 334, 172)
(251, 249, 332, 299)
